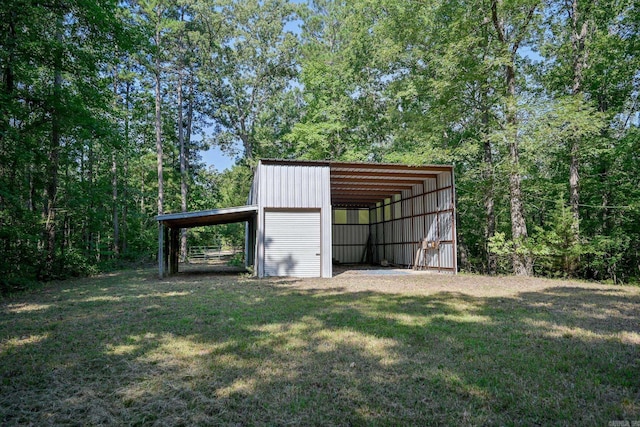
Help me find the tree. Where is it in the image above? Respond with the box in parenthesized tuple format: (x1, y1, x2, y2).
(201, 0, 300, 163)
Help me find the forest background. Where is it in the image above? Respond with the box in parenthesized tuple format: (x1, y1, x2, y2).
(1, 0, 639, 291)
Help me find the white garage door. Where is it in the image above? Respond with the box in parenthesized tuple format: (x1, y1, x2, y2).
(264, 210, 321, 277)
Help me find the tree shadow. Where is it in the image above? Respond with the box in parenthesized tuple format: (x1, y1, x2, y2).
(1, 271, 638, 425)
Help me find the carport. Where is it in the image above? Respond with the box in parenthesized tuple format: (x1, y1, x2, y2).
(156, 205, 257, 278)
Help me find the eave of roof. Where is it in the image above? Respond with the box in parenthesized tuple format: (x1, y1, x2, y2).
(156, 205, 258, 228)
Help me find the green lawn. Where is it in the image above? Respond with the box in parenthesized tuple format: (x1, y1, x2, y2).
(1, 268, 639, 425)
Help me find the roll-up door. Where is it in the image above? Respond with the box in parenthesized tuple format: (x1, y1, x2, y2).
(264, 210, 321, 277)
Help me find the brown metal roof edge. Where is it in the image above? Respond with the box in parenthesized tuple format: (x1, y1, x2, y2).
(259, 158, 453, 172)
(156, 205, 258, 223)
(259, 158, 331, 167)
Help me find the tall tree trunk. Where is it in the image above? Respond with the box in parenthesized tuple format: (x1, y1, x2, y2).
(112, 66, 120, 256)
(43, 18, 63, 278)
(505, 68, 532, 276)
(483, 137, 497, 274)
(492, 0, 534, 276)
(186, 68, 194, 149)
(240, 132, 252, 161)
(178, 66, 187, 262)
(568, 0, 589, 240)
(182, 67, 195, 262)
(481, 86, 497, 274)
(155, 7, 164, 216)
(122, 76, 131, 255)
(1, 10, 16, 148)
(112, 153, 119, 256)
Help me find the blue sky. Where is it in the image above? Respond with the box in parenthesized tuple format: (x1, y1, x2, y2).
(201, 145, 236, 171)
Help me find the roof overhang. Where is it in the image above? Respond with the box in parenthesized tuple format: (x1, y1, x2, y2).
(156, 205, 258, 228)
(260, 159, 453, 208)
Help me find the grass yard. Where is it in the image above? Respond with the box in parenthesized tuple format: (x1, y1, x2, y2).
(1, 267, 639, 426)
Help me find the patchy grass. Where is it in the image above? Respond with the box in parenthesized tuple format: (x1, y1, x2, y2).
(1, 268, 639, 425)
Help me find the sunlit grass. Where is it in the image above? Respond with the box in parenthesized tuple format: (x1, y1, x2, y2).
(0, 333, 50, 354)
(0, 268, 639, 425)
(5, 303, 53, 313)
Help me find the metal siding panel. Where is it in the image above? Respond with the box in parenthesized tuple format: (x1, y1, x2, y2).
(405, 215, 412, 245)
(376, 223, 383, 260)
(257, 207, 265, 277)
(425, 214, 437, 241)
(301, 166, 309, 208)
(261, 164, 329, 209)
(394, 244, 403, 265)
(413, 217, 423, 241)
(439, 188, 452, 209)
(292, 166, 299, 207)
(427, 249, 438, 268)
(264, 210, 321, 277)
(321, 167, 332, 277)
(413, 194, 423, 215)
(265, 165, 274, 207)
(424, 178, 436, 192)
(384, 222, 392, 245)
(286, 167, 294, 207)
(426, 193, 438, 212)
(439, 243, 453, 268)
(331, 212, 369, 264)
(439, 171, 452, 188)
(450, 169, 458, 274)
(316, 166, 323, 208)
(439, 212, 453, 240)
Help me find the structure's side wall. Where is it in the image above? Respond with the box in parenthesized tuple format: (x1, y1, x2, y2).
(368, 170, 456, 272)
(332, 209, 369, 264)
(256, 163, 332, 277)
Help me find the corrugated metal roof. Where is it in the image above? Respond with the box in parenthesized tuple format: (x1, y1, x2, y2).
(156, 205, 257, 228)
(260, 160, 453, 208)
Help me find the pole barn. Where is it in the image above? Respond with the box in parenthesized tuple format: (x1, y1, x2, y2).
(157, 159, 457, 278)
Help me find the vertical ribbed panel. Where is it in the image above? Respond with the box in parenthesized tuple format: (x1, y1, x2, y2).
(264, 210, 320, 277)
(439, 243, 454, 268)
(261, 164, 330, 208)
(424, 214, 436, 240)
(332, 219, 369, 264)
(439, 212, 453, 240)
(426, 192, 438, 212)
(424, 178, 437, 192)
(438, 171, 452, 188)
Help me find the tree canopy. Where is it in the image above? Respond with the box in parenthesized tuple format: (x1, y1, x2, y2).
(1, 0, 639, 289)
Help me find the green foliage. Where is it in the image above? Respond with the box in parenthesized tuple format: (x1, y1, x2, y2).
(227, 252, 245, 267)
(529, 198, 584, 277)
(1, 0, 639, 285)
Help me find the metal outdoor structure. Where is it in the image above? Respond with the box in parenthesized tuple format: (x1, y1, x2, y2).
(156, 205, 257, 278)
(327, 161, 457, 273)
(156, 159, 457, 278)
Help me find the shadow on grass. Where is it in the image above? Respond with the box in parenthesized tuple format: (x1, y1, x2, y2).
(0, 270, 639, 425)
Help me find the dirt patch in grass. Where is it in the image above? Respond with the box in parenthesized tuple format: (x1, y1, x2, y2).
(1, 269, 639, 425)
